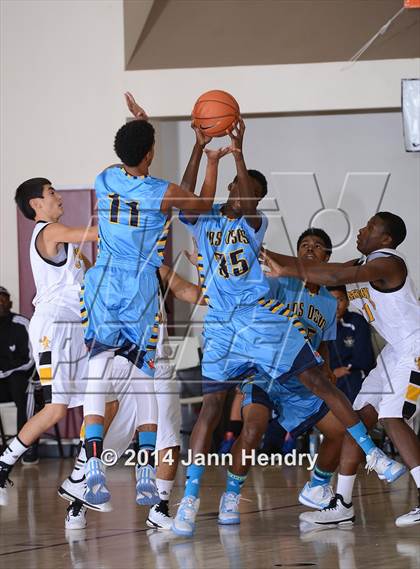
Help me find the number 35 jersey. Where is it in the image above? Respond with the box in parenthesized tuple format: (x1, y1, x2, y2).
(96, 166, 170, 269)
(180, 204, 270, 311)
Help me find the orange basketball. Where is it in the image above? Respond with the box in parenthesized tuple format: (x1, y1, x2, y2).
(192, 90, 240, 137)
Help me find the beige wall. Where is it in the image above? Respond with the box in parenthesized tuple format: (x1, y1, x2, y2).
(1, 0, 419, 309)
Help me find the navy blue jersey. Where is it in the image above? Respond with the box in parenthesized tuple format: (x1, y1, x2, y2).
(328, 310, 375, 374)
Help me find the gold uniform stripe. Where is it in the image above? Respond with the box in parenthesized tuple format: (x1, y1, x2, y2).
(39, 367, 52, 381)
(406, 384, 420, 403)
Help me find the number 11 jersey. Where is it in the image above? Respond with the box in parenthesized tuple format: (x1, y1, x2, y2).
(96, 166, 170, 269)
(180, 204, 270, 311)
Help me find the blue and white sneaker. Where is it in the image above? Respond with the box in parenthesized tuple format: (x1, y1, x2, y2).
(299, 482, 335, 509)
(136, 464, 160, 506)
(365, 448, 407, 483)
(84, 457, 110, 505)
(218, 492, 241, 525)
(172, 496, 200, 537)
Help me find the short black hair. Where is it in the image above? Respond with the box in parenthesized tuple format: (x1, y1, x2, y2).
(233, 169, 268, 199)
(327, 285, 348, 296)
(297, 228, 333, 255)
(375, 211, 407, 248)
(15, 177, 51, 220)
(114, 120, 155, 167)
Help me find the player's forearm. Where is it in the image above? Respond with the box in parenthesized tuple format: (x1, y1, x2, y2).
(180, 143, 204, 194)
(193, 159, 219, 211)
(266, 249, 348, 286)
(175, 283, 205, 305)
(233, 152, 254, 216)
(160, 265, 205, 305)
(282, 261, 346, 286)
(265, 249, 301, 268)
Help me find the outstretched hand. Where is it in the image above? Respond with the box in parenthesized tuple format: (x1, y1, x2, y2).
(184, 238, 199, 267)
(191, 122, 212, 148)
(228, 117, 245, 154)
(260, 250, 286, 278)
(125, 92, 148, 121)
(204, 146, 232, 162)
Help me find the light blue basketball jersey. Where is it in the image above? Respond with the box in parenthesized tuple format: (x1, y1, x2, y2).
(180, 204, 270, 311)
(95, 166, 170, 269)
(267, 276, 337, 350)
(259, 276, 337, 432)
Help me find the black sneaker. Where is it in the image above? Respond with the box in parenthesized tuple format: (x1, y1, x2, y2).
(0, 461, 13, 506)
(21, 445, 39, 466)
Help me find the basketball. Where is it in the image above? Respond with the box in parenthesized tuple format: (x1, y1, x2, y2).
(192, 90, 240, 137)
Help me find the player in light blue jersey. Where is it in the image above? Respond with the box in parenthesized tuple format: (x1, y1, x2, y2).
(82, 93, 232, 505)
(219, 227, 405, 527)
(172, 121, 394, 537)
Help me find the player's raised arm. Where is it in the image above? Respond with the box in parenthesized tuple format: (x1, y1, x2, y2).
(161, 146, 231, 214)
(124, 91, 148, 121)
(180, 124, 212, 194)
(229, 119, 262, 231)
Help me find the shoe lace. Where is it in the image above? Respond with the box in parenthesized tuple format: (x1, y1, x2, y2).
(177, 497, 197, 521)
(155, 501, 169, 516)
(223, 492, 241, 512)
(0, 463, 13, 489)
(68, 500, 84, 517)
(365, 448, 382, 473)
(322, 485, 334, 499)
(321, 496, 340, 512)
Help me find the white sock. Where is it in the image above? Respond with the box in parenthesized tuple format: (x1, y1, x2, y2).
(1, 437, 29, 465)
(336, 474, 357, 504)
(410, 465, 420, 488)
(156, 478, 175, 502)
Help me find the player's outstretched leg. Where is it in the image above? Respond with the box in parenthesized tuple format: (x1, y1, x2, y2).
(298, 367, 406, 482)
(172, 391, 227, 537)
